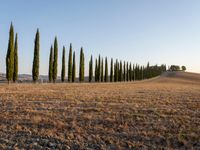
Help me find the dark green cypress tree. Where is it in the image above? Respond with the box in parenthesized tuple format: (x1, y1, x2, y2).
(101, 58, 104, 82)
(114, 63, 116, 82)
(61, 46, 66, 82)
(104, 57, 108, 82)
(53, 37, 58, 83)
(117, 61, 120, 81)
(115, 60, 119, 82)
(13, 33, 18, 82)
(123, 61, 126, 81)
(129, 63, 132, 81)
(138, 65, 141, 80)
(89, 55, 93, 82)
(6, 23, 15, 83)
(119, 61, 123, 82)
(48, 46, 53, 82)
(132, 64, 135, 81)
(135, 64, 137, 80)
(98, 55, 101, 82)
(110, 58, 113, 82)
(118, 61, 121, 82)
(135, 64, 139, 80)
(147, 62, 150, 79)
(72, 51, 76, 82)
(68, 43, 72, 82)
(95, 58, 98, 82)
(126, 62, 129, 81)
(79, 47, 84, 82)
(141, 66, 144, 80)
(79, 48, 82, 82)
(32, 29, 40, 83)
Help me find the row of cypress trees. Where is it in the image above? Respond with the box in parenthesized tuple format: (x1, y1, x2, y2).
(5, 23, 166, 83)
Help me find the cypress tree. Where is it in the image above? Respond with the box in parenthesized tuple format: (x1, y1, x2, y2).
(95, 59, 98, 82)
(118, 61, 121, 81)
(101, 58, 104, 82)
(98, 55, 101, 82)
(147, 62, 150, 79)
(89, 55, 93, 82)
(110, 58, 113, 82)
(79, 47, 84, 82)
(141, 66, 144, 80)
(53, 37, 58, 83)
(115, 59, 119, 82)
(48, 46, 53, 82)
(114, 63, 116, 82)
(123, 61, 126, 82)
(61, 46, 66, 82)
(72, 51, 76, 82)
(32, 29, 40, 83)
(68, 43, 72, 82)
(117, 61, 120, 81)
(133, 64, 135, 81)
(104, 57, 108, 82)
(13, 33, 18, 82)
(119, 61, 123, 82)
(126, 62, 129, 81)
(79, 48, 82, 82)
(6, 23, 15, 83)
(135, 64, 138, 80)
(129, 63, 132, 81)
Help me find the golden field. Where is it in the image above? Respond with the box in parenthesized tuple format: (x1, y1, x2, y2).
(0, 72, 199, 149)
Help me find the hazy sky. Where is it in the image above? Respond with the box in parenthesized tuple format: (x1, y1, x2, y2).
(0, 0, 200, 75)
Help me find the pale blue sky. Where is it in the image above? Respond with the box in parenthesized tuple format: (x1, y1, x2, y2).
(0, 0, 200, 75)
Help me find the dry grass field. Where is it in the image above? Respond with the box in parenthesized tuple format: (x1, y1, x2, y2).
(0, 72, 199, 149)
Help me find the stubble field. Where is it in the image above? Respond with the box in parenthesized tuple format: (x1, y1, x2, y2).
(0, 72, 199, 149)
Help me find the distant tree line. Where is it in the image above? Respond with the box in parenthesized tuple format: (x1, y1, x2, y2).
(5, 23, 167, 83)
(169, 65, 186, 72)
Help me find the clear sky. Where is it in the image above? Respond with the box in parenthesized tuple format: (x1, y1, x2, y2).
(0, 0, 200, 75)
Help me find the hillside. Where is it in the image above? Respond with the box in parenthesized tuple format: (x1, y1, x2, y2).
(149, 71, 200, 85)
(0, 72, 199, 149)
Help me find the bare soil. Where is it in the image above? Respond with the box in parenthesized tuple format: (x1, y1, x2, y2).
(0, 72, 199, 149)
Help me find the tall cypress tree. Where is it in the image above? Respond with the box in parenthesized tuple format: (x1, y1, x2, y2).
(94, 59, 96, 82)
(98, 55, 101, 82)
(72, 51, 76, 82)
(89, 55, 93, 82)
(114, 63, 116, 82)
(118, 61, 121, 81)
(6, 23, 15, 83)
(119, 61, 123, 82)
(32, 29, 40, 83)
(53, 37, 58, 83)
(147, 62, 150, 79)
(110, 58, 113, 82)
(126, 62, 129, 81)
(68, 43, 72, 82)
(141, 66, 144, 80)
(115, 59, 118, 82)
(123, 61, 126, 82)
(117, 61, 120, 81)
(61, 46, 66, 82)
(101, 58, 104, 82)
(104, 57, 108, 82)
(79, 47, 84, 82)
(133, 64, 135, 81)
(135, 64, 138, 80)
(13, 33, 18, 82)
(129, 63, 132, 81)
(48, 46, 53, 82)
